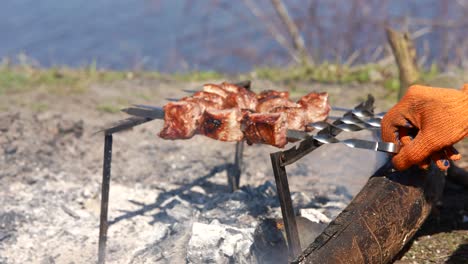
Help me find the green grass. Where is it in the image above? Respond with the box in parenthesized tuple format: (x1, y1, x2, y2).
(0, 65, 226, 96)
(401, 231, 468, 263)
(96, 103, 121, 113)
(172, 71, 224, 82)
(0, 68, 31, 94)
(0, 62, 463, 99)
(254, 63, 394, 84)
(30, 102, 49, 112)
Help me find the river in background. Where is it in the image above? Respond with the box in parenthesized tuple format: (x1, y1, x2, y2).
(1, 0, 466, 72)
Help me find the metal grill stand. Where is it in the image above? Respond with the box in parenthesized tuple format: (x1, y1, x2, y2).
(98, 134, 112, 264)
(97, 81, 250, 263)
(270, 96, 375, 260)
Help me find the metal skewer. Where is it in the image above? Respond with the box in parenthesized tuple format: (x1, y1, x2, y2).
(287, 130, 398, 153)
(327, 115, 382, 127)
(309, 121, 380, 132)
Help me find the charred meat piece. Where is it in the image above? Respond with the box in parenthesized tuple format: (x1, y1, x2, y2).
(159, 101, 202, 139)
(198, 108, 243, 141)
(242, 112, 287, 148)
(298, 92, 330, 123)
(270, 106, 306, 131)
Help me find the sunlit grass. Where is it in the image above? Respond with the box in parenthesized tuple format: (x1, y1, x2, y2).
(0, 60, 462, 103)
(172, 71, 224, 82)
(253, 63, 394, 84)
(29, 102, 49, 112)
(96, 103, 121, 113)
(0, 65, 227, 96)
(0, 65, 134, 95)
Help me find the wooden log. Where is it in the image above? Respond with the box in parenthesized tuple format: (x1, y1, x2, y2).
(386, 27, 420, 100)
(293, 164, 445, 264)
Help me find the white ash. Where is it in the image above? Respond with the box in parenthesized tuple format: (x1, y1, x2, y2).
(0, 111, 382, 263)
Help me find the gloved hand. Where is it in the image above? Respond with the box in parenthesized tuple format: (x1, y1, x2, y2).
(381, 84, 468, 171)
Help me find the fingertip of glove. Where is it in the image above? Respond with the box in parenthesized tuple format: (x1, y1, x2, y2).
(435, 159, 450, 171)
(392, 155, 411, 171)
(462, 83, 468, 93)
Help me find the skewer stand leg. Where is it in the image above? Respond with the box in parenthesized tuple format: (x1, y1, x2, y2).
(98, 134, 113, 264)
(270, 152, 301, 259)
(227, 80, 251, 192)
(228, 141, 244, 192)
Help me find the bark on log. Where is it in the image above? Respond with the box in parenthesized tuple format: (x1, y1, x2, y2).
(293, 164, 445, 264)
(386, 27, 420, 100)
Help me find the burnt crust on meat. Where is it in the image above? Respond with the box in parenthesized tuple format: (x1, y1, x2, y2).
(198, 108, 243, 141)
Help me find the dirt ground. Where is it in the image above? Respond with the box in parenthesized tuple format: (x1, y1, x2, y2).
(0, 76, 467, 263)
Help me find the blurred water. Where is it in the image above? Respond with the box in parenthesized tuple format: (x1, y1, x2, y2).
(1, 0, 465, 72)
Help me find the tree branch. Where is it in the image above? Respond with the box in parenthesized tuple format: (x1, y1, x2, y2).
(241, 0, 302, 64)
(270, 0, 312, 65)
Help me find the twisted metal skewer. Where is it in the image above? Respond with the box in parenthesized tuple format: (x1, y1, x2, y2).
(313, 115, 381, 132)
(312, 134, 398, 153)
(308, 121, 379, 132)
(286, 130, 398, 153)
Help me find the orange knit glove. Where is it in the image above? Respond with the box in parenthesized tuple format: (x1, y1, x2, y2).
(381, 84, 468, 171)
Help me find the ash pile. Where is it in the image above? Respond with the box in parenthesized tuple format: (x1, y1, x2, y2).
(0, 111, 384, 263)
(124, 180, 350, 264)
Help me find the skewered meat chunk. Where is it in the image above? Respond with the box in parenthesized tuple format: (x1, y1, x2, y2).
(157, 82, 330, 147)
(257, 97, 298, 113)
(220, 82, 241, 93)
(198, 108, 243, 141)
(298, 92, 330, 123)
(242, 112, 288, 148)
(270, 106, 306, 131)
(159, 101, 202, 139)
(256, 90, 290, 101)
(182, 91, 226, 111)
(224, 87, 258, 111)
(202, 83, 230, 98)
